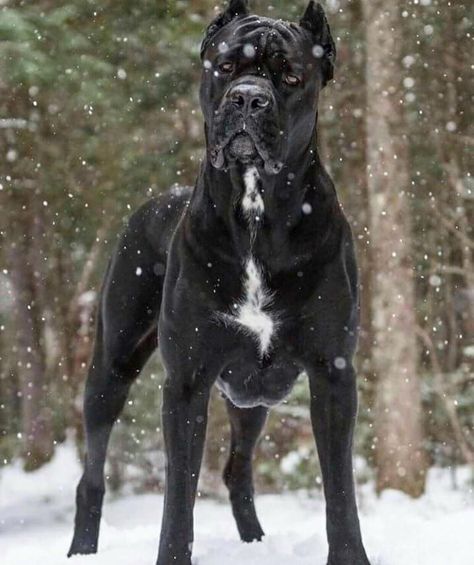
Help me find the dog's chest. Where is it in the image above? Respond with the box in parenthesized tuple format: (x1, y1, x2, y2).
(218, 167, 279, 357)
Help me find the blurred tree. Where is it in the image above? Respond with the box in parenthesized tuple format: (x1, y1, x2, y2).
(6, 195, 54, 470)
(361, 0, 428, 496)
(0, 0, 472, 491)
(406, 0, 473, 467)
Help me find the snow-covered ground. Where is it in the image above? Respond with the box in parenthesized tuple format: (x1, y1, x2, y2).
(1, 444, 472, 565)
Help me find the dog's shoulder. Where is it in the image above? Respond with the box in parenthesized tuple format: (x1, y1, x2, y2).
(125, 185, 193, 258)
(133, 184, 192, 222)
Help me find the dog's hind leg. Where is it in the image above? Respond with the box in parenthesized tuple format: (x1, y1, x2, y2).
(68, 219, 162, 557)
(223, 399, 268, 542)
(68, 330, 156, 556)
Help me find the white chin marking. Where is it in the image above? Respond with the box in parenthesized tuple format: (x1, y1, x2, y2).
(242, 166, 264, 219)
(223, 257, 277, 357)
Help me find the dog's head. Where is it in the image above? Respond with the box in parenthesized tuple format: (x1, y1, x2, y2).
(199, 0, 335, 175)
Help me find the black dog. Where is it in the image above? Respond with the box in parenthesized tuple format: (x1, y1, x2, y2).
(69, 2, 371, 564)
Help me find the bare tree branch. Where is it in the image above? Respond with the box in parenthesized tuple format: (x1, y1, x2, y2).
(416, 325, 474, 466)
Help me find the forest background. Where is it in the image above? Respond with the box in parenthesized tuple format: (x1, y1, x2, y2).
(0, 0, 472, 500)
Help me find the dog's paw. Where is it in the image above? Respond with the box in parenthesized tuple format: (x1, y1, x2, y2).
(328, 547, 371, 565)
(239, 523, 265, 543)
(156, 546, 192, 565)
(67, 540, 98, 558)
(156, 558, 191, 565)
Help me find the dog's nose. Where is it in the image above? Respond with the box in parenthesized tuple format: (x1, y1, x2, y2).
(229, 85, 271, 115)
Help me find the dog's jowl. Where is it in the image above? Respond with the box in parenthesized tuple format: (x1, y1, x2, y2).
(69, 2, 371, 564)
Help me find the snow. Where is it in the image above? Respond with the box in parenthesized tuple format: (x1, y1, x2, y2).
(1, 444, 473, 565)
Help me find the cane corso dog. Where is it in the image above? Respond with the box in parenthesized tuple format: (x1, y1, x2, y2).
(69, 1, 371, 564)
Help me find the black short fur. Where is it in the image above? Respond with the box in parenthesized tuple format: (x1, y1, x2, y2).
(69, 2, 371, 564)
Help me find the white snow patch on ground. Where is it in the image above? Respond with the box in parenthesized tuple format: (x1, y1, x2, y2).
(1, 443, 473, 565)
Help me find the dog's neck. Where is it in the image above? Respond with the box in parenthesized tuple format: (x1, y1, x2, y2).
(188, 133, 338, 263)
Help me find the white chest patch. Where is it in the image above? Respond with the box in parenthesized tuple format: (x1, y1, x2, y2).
(242, 166, 264, 219)
(215, 167, 279, 357)
(220, 257, 278, 357)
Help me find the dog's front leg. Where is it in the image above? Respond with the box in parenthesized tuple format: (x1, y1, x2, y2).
(307, 362, 370, 565)
(156, 376, 211, 565)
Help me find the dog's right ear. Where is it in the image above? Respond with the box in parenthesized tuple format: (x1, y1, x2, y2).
(201, 1, 249, 58)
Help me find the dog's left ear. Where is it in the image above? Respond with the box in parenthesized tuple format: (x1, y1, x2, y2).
(300, 1, 336, 86)
(201, 1, 250, 58)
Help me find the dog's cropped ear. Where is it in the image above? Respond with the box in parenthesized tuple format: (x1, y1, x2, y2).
(201, 1, 250, 58)
(300, 1, 336, 86)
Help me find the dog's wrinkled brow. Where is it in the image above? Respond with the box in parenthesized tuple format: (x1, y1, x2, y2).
(204, 14, 307, 59)
(234, 16, 304, 46)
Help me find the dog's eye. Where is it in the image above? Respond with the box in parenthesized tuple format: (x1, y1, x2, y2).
(218, 62, 234, 74)
(284, 74, 301, 86)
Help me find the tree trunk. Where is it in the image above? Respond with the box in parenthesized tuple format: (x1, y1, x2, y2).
(343, 0, 376, 400)
(7, 196, 54, 471)
(361, 0, 428, 496)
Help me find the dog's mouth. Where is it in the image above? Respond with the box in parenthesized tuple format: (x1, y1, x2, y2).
(210, 127, 283, 176)
(228, 132, 258, 161)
